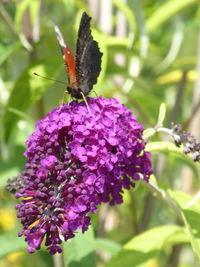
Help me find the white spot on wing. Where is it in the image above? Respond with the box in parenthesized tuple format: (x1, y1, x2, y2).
(54, 24, 67, 49)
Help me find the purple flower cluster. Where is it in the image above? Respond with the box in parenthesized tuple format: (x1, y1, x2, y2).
(16, 97, 152, 254)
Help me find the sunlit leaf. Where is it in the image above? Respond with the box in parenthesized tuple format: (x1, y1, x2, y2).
(29, 0, 40, 26)
(108, 225, 186, 267)
(95, 238, 121, 256)
(0, 232, 27, 258)
(63, 227, 96, 267)
(143, 128, 156, 140)
(63, 0, 76, 12)
(147, 0, 199, 32)
(157, 103, 166, 127)
(14, 0, 31, 31)
(147, 141, 186, 155)
(169, 190, 200, 261)
(92, 30, 107, 85)
(106, 36, 130, 47)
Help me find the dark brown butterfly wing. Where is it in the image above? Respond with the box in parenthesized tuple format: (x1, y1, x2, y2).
(75, 12, 103, 96)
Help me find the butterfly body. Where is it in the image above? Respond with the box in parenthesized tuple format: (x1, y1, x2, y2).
(54, 12, 102, 99)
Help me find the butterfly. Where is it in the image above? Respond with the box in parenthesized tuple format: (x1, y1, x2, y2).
(54, 12, 103, 99)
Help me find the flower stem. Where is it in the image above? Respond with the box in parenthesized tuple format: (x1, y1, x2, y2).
(53, 254, 65, 267)
(156, 127, 173, 135)
(142, 179, 183, 220)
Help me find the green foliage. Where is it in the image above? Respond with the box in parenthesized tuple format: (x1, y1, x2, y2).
(147, 0, 199, 32)
(1, 0, 200, 266)
(169, 190, 200, 261)
(108, 225, 187, 267)
(63, 227, 96, 267)
(0, 231, 27, 259)
(0, 41, 21, 65)
(3, 61, 62, 141)
(156, 103, 166, 127)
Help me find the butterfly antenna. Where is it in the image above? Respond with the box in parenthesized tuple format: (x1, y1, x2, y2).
(80, 92, 91, 113)
(33, 73, 66, 85)
(92, 90, 98, 97)
(43, 9, 57, 27)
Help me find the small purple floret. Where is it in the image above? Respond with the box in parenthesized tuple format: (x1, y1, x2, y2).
(16, 97, 152, 254)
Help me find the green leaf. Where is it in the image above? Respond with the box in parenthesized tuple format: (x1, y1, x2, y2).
(157, 103, 166, 127)
(147, 0, 200, 33)
(63, 226, 96, 267)
(166, 229, 190, 245)
(124, 225, 184, 251)
(146, 141, 189, 158)
(63, 0, 76, 12)
(169, 190, 200, 261)
(95, 238, 121, 256)
(146, 141, 198, 175)
(155, 17, 184, 72)
(112, 0, 136, 33)
(3, 60, 62, 142)
(92, 30, 107, 85)
(28, 0, 40, 26)
(8, 108, 35, 124)
(146, 141, 180, 153)
(106, 36, 130, 47)
(128, 0, 149, 57)
(0, 42, 21, 65)
(108, 225, 185, 267)
(0, 232, 27, 258)
(143, 128, 156, 140)
(14, 0, 31, 31)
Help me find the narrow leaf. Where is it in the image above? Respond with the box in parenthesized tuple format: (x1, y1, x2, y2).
(147, 0, 199, 33)
(157, 103, 166, 127)
(143, 128, 156, 140)
(0, 42, 21, 65)
(112, 0, 136, 33)
(3, 60, 62, 142)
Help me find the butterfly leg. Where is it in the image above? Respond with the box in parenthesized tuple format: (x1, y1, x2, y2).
(59, 90, 69, 111)
(80, 92, 91, 113)
(92, 90, 98, 97)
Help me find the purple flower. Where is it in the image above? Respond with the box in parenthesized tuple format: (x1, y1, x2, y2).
(16, 97, 152, 254)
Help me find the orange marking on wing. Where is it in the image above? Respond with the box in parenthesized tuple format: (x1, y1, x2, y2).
(64, 47, 77, 86)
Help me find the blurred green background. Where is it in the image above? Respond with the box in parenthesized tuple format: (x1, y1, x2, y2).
(1, 0, 200, 266)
